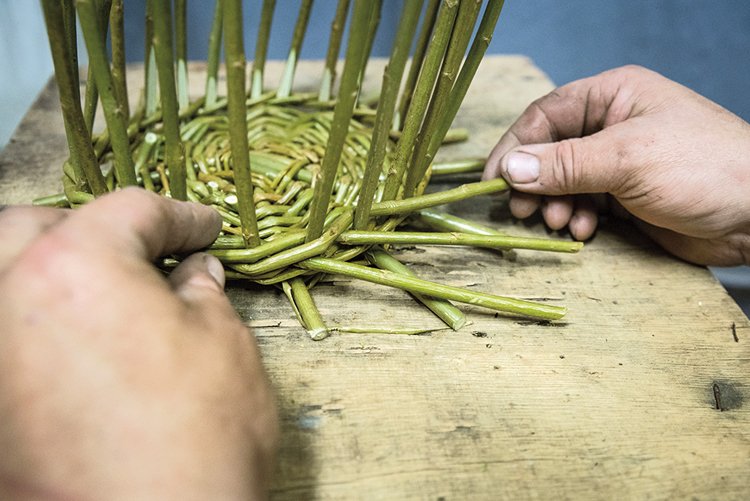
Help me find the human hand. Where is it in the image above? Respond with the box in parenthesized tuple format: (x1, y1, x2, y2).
(0, 188, 278, 500)
(483, 65, 750, 266)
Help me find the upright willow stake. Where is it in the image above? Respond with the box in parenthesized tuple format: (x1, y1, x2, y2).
(318, 0, 350, 102)
(175, 0, 189, 110)
(358, 0, 383, 85)
(353, 0, 423, 229)
(205, 0, 223, 107)
(223, 0, 261, 247)
(306, 0, 374, 242)
(277, 0, 314, 98)
(425, 0, 506, 161)
(250, 0, 276, 99)
(403, 0, 483, 197)
(61, 0, 81, 107)
(144, 0, 159, 116)
(41, 0, 107, 196)
(395, 0, 440, 129)
(110, 0, 129, 120)
(76, 0, 137, 187)
(82, 0, 112, 134)
(151, 0, 186, 200)
(381, 0, 459, 203)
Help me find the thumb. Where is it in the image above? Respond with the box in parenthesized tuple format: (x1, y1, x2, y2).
(496, 131, 633, 196)
(169, 253, 238, 319)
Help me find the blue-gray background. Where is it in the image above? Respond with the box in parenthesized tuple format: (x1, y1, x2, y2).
(1, 0, 748, 310)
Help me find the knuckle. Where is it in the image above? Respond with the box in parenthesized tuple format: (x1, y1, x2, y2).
(552, 139, 580, 191)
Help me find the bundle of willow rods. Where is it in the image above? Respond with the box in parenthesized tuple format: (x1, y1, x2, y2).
(38, 0, 582, 340)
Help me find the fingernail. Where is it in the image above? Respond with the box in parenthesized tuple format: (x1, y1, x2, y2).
(204, 254, 226, 288)
(506, 152, 540, 184)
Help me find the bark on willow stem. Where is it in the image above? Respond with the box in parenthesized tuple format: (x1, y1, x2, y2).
(305, 0, 374, 242)
(277, 0, 314, 98)
(76, 0, 137, 187)
(41, 0, 108, 196)
(151, 0, 186, 200)
(353, 0, 424, 230)
(110, 0, 129, 120)
(251, 0, 276, 99)
(144, 0, 159, 116)
(318, 0, 350, 102)
(223, 0, 261, 247)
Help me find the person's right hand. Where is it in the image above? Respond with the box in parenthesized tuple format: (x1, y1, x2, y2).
(483, 65, 750, 266)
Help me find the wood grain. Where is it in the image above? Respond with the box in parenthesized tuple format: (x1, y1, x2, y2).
(1, 56, 748, 500)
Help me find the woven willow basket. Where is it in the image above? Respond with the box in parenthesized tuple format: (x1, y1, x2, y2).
(39, 0, 579, 339)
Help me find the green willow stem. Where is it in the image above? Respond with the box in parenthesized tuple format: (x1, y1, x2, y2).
(354, 0, 424, 230)
(82, 0, 112, 135)
(175, 0, 189, 110)
(368, 248, 466, 330)
(224, 0, 260, 246)
(415, 209, 506, 236)
(276, 0, 314, 98)
(288, 278, 329, 340)
(341, 231, 583, 253)
(381, 0, 459, 202)
(110, 0, 129, 119)
(358, 0, 382, 84)
(300, 257, 567, 321)
(233, 210, 353, 276)
(61, 0, 80, 106)
(76, 0, 137, 187)
(371, 178, 508, 217)
(41, 0, 107, 195)
(426, 0, 506, 161)
(251, 0, 276, 99)
(151, 0, 186, 200)
(403, 0, 483, 197)
(318, 0, 350, 101)
(144, 0, 159, 116)
(306, 0, 374, 241)
(210, 231, 306, 262)
(395, 0, 440, 129)
(430, 157, 485, 176)
(205, 0, 223, 106)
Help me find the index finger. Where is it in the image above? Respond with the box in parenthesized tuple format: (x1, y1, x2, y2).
(53, 188, 222, 260)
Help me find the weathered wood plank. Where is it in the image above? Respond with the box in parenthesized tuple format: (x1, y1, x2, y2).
(1, 57, 748, 500)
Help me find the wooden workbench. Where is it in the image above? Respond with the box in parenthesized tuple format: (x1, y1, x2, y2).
(1, 57, 748, 500)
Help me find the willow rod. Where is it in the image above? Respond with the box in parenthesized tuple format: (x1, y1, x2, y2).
(354, 0, 424, 229)
(41, 0, 107, 195)
(251, 0, 276, 99)
(403, 0, 483, 197)
(300, 257, 567, 321)
(76, 0, 137, 187)
(151, 0, 186, 200)
(223, 0, 261, 246)
(318, 0, 350, 102)
(368, 249, 466, 330)
(204, 0, 223, 106)
(175, 0, 189, 110)
(426, 0, 506, 161)
(395, 0, 440, 129)
(110, 0, 129, 120)
(306, 0, 374, 241)
(381, 0, 459, 202)
(288, 278, 329, 340)
(277, 0, 314, 98)
(82, 0, 112, 135)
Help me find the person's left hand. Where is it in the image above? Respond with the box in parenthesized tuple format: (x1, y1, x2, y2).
(0, 188, 278, 500)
